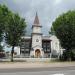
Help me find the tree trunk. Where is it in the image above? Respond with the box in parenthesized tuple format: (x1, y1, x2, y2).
(11, 46, 14, 62)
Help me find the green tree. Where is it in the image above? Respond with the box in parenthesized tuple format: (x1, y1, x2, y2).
(0, 45, 3, 52)
(49, 26, 55, 35)
(5, 13, 26, 61)
(51, 11, 75, 61)
(0, 5, 9, 52)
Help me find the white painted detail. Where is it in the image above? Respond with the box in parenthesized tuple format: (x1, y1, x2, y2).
(33, 26, 41, 33)
(14, 46, 20, 55)
(52, 73, 64, 75)
(32, 35, 42, 48)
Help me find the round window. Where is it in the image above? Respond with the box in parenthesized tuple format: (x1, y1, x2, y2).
(36, 39, 39, 42)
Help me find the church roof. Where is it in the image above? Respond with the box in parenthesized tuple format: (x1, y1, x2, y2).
(21, 36, 51, 41)
(42, 36, 51, 41)
(33, 12, 40, 25)
(21, 36, 31, 40)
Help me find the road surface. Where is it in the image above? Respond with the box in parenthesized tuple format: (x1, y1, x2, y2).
(0, 66, 75, 75)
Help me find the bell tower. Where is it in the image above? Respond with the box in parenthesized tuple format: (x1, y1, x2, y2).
(32, 12, 42, 48)
(31, 12, 43, 57)
(32, 12, 42, 34)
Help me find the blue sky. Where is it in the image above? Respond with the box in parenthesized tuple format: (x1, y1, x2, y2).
(0, 0, 75, 35)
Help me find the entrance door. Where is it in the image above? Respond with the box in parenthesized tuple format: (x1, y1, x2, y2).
(35, 49, 41, 58)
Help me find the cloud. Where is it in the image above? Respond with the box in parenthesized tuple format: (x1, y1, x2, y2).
(0, 0, 75, 35)
(54, 0, 62, 5)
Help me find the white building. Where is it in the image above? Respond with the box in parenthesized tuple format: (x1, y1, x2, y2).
(16, 13, 63, 58)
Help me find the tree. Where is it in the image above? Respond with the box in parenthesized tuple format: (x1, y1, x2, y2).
(51, 11, 75, 61)
(0, 5, 9, 52)
(0, 45, 3, 52)
(5, 13, 26, 61)
(49, 26, 55, 35)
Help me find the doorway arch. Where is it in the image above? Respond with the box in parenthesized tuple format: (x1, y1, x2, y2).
(35, 49, 41, 58)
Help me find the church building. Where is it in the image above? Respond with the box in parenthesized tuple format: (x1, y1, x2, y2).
(19, 13, 62, 58)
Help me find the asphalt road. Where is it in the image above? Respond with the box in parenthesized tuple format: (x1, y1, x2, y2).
(0, 66, 75, 75)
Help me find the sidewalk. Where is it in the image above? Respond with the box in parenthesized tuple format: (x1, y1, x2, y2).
(0, 62, 75, 69)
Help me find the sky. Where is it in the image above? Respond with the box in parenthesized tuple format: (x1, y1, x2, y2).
(0, 0, 75, 51)
(0, 0, 75, 35)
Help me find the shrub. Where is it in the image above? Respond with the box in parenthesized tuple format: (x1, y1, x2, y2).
(60, 49, 75, 61)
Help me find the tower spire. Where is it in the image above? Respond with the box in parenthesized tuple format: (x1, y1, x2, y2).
(33, 12, 40, 25)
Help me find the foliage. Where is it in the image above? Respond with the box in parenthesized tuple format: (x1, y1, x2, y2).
(60, 49, 75, 61)
(5, 13, 26, 46)
(0, 5, 10, 52)
(5, 13, 26, 61)
(0, 45, 3, 52)
(49, 26, 55, 35)
(0, 5, 9, 39)
(0, 4, 27, 61)
(51, 11, 75, 61)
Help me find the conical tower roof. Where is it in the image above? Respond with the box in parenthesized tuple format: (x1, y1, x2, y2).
(33, 12, 40, 25)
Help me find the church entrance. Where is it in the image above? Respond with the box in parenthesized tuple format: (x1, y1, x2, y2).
(35, 49, 41, 58)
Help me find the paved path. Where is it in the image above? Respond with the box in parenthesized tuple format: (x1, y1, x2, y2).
(0, 62, 75, 69)
(0, 62, 75, 75)
(0, 66, 75, 75)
